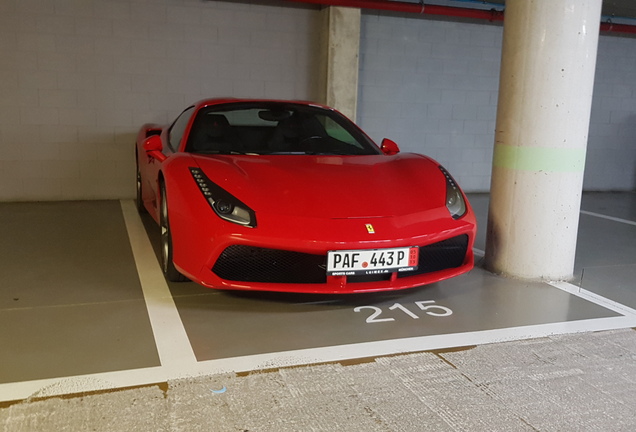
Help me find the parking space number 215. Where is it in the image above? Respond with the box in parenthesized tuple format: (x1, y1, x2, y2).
(354, 301, 453, 323)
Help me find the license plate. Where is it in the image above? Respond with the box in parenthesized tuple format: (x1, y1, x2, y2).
(327, 247, 419, 276)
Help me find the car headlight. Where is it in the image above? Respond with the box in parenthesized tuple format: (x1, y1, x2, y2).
(439, 165, 466, 219)
(189, 167, 257, 227)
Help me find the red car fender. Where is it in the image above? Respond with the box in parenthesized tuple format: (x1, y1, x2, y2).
(159, 155, 221, 279)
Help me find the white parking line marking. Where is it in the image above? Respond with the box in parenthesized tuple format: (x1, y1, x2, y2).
(548, 280, 636, 317)
(186, 315, 636, 376)
(119, 200, 197, 370)
(0, 367, 167, 402)
(580, 210, 636, 226)
(3, 313, 635, 402)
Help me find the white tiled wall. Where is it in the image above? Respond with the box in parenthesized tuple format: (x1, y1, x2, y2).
(0, 0, 320, 201)
(585, 35, 636, 191)
(357, 12, 636, 192)
(357, 13, 501, 192)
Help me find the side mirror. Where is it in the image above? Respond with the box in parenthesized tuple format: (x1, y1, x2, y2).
(143, 135, 167, 162)
(380, 138, 400, 155)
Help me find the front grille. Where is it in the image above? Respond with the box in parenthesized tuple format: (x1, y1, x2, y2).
(212, 234, 469, 285)
(212, 245, 327, 284)
(397, 234, 468, 278)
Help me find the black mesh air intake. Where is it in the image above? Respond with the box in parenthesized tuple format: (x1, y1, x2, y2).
(212, 234, 469, 284)
(397, 234, 469, 278)
(212, 245, 327, 284)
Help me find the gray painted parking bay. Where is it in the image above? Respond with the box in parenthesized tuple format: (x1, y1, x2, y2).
(1, 193, 634, 399)
(0, 201, 160, 384)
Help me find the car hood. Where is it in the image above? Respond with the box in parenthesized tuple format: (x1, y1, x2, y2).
(189, 153, 446, 219)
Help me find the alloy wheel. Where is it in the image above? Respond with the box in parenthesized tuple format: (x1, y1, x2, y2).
(160, 187, 170, 274)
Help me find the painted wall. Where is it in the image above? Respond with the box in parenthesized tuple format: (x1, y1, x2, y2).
(1, 0, 635, 201)
(0, 0, 320, 201)
(586, 35, 636, 191)
(357, 13, 501, 192)
(357, 12, 636, 192)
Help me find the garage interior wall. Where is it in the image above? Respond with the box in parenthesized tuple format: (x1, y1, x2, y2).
(0, 0, 321, 201)
(357, 11, 636, 192)
(0, 0, 635, 201)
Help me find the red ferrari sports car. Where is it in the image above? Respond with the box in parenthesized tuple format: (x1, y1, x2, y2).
(136, 98, 476, 294)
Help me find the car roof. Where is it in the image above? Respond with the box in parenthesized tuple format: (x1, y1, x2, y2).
(193, 98, 336, 112)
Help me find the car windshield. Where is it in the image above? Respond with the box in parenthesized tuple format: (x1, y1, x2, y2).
(185, 102, 381, 156)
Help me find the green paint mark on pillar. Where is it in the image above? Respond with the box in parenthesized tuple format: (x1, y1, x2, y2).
(493, 144, 587, 172)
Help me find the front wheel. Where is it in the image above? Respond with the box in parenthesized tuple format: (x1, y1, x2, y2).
(160, 184, 187, 282)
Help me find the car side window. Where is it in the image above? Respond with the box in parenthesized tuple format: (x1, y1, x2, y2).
(169, 106, 195, 151)
(321, 116, 362, 149)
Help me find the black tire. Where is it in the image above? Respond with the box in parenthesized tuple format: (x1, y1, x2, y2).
(160, 184, 187, 282)
(135, 150, 147, 214)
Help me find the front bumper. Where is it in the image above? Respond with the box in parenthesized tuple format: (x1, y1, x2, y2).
(168, 176, 477, 293)
(177, 223, 475, 294)
(213, 234, 468, 282)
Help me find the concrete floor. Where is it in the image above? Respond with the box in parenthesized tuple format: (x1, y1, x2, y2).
(1, 192, 635, 430)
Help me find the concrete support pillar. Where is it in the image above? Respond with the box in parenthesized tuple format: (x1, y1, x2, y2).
(318, 6, 361, 120)
(485, 0, 602, 280)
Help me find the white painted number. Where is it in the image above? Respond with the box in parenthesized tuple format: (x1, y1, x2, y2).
(354, 301, 453, 323)
(415, 300, 453, 317)
(353, 306, 395, 323)
(389, 303, 419, 319)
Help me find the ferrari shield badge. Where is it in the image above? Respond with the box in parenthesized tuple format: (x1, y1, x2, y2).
(365, 224, 375, 234)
